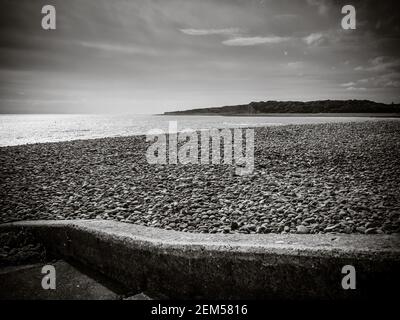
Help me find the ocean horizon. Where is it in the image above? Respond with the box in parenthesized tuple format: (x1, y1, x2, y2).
(1, 114, 399, 147)
(0, 114, 400, 147)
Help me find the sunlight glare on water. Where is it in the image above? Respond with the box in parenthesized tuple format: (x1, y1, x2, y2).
(0, 114, 394, 147)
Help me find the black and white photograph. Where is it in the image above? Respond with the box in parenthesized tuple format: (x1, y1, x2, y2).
(0, 0, 399, 312)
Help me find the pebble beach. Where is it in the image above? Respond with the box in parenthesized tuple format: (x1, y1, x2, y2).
(1, 120, 399, 235)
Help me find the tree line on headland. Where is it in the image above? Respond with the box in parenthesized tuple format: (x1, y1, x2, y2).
(163, 100, 400, 115)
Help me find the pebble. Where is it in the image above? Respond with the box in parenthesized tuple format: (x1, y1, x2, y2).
(296, 225, 310, 234)
(365, 227, 377, 234)
(1, 121, 399, 235)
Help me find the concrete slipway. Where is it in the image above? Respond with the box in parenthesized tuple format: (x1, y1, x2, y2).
(1, 220, 399, 300)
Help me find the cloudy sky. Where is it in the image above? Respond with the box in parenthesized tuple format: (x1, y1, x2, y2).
(0, 0, 399, 113)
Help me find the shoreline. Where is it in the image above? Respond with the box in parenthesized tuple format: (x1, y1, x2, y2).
(1, 116, 399, 148)
(1, 120, 399, 235)
(161, 112, 400, 117)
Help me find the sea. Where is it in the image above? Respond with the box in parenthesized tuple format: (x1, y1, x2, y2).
(0, 114, 398, 147)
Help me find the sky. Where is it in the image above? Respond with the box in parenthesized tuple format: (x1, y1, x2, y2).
(0, 0, 399, 114)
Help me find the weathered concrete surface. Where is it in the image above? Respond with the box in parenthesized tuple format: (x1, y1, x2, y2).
(0, 260, 120, 300)
(124, 293, 153, 300)
(1, 220, 399, 300)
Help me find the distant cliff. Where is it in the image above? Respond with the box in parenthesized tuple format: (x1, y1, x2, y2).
(164, 100, 400, 115)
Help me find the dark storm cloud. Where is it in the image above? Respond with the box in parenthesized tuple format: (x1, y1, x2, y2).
(0, 0, 399, 113)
